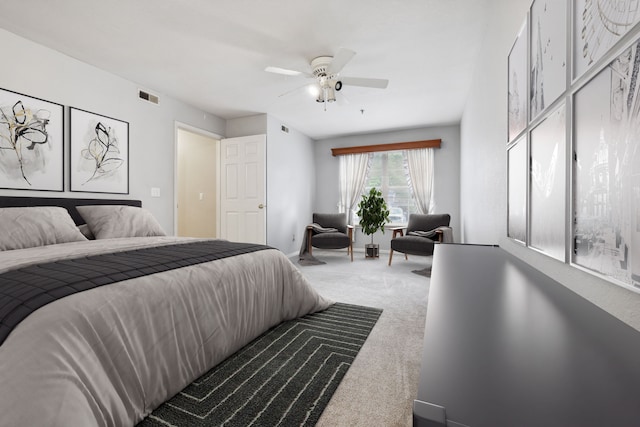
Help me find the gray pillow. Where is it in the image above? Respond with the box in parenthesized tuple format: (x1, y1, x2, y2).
(0, 206, 87, 251)
(309, 223, 339, 233)
(77, 205, 166, 239)
(77, 224, 95, 240)
(408, 229, 438, 239)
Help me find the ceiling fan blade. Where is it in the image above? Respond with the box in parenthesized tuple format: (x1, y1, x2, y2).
(277, 83, 317, 98)
(265, 66, 310, 77)
(341, 76, 389, 89)
(328, 48, 356, 74)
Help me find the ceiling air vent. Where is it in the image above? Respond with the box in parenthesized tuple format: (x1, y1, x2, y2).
(138, 89, 159, 105)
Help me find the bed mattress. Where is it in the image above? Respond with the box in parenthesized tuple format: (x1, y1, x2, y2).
(0, 237, 331, 426)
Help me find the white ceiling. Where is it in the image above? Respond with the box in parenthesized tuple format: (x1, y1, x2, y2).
(0, 0, 490, 140)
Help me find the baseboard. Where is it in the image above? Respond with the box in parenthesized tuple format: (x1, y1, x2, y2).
(287, 248, 392, 259)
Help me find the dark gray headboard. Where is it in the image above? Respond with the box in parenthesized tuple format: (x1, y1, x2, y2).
(0, 196, 142, 225)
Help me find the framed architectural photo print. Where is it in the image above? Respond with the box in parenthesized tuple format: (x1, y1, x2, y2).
(573, 0, 640, 79)
(529, 103, 566, 261)
(70, 107, 129, 194)
(508, 18, 528, 142)
(508, 137, 527, 243)
(0, 88, 63, 191)
(573, 39, 640, 289)
(530, 0, 567, 119)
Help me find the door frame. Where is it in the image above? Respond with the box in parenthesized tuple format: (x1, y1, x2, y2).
(174, 121, 222, 236)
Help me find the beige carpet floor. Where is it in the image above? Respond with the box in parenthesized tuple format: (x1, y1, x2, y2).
(293, 249, 432, 427)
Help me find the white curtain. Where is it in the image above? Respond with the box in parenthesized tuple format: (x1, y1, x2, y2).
(338, 153, 371, 225)
(405, 148, 435, 214)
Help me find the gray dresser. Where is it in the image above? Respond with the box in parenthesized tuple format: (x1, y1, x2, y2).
(414, 244, 640, 427)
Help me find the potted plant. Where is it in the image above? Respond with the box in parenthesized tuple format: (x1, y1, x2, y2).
(356, 187, 390, 258)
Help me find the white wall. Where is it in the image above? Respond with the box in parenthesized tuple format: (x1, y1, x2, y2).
(314, 125, 461, 250)
(0, 29, 225, 233)
(266, 116, 316, 255)
(226, 114, 267, 138)
(460, 0, 640, 331)
(226, 114, 316, 255)
(176, 129, 217, 238)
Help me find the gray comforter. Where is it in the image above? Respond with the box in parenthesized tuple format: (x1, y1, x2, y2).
(0, 237, 331, 426)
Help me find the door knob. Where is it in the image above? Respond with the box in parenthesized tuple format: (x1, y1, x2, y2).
(258, 204, 265, 209)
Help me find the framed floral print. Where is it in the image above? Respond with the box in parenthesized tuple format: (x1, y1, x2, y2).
(0, 88, 63, 191)
(70, 107, 129, 194)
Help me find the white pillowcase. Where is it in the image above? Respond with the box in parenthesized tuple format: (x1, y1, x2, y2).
(77, 205, 166, 239)
(0, 206, 87, 251)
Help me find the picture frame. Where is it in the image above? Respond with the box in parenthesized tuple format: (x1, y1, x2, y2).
(573, 37, 640, 290)
(529, 0, 567, 120)
(508, 136, 527, 243)
(70, 107, 129, 194)
(508, 18, 528, 142)
(0, 88, 64, 191)
(573, 0, 640, 80)
(529, 102, 566, 261)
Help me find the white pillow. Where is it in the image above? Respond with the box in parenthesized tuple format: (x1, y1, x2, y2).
(0, 206, 87, 251)
(77, 205, 166, 239)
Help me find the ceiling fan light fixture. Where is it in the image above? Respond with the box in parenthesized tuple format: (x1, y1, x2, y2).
(326, 87, 336, 103)
(308, 84, 320, 98)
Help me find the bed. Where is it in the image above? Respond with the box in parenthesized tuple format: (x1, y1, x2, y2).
(0, 196, 331, 426)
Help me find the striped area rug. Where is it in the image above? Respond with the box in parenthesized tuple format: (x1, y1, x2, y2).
(138, 303, 382, 427)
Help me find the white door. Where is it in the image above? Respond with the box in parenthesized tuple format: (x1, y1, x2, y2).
(220, 134, 266, 244)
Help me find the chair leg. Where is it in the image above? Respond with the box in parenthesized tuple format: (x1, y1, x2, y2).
(349, 242, 353, 262)
(388, 249, 394, 266)
(405, 254, 408, 260)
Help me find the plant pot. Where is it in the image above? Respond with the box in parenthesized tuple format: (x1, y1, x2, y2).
(365, 243, 379, 258)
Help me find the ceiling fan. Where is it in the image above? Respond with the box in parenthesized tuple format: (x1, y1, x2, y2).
(265, 48, 389, 107)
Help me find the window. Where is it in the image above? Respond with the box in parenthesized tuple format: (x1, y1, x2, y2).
(353, 151, 418, 225)
(336, 142, 438, 225)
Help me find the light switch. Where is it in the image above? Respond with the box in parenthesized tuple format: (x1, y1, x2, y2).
(151, 187, 161, 198)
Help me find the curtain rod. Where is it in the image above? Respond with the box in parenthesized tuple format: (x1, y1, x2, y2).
(331, 139, 441, 156)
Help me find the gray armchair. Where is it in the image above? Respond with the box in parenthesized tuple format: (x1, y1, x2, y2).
(307, 213, 354, 262)
(388, 213, 451, 266)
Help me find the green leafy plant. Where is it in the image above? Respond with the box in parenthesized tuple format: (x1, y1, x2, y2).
(356, 187, 390, 245)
